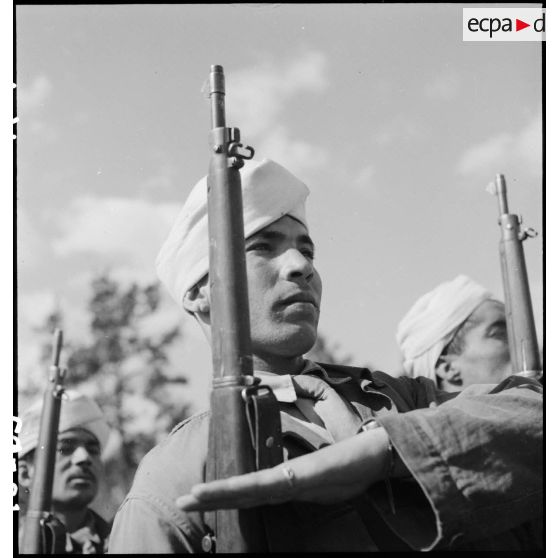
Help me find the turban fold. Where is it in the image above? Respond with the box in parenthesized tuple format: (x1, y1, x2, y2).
(20, 390, 110, 457)
(396, 275, 493, 381)
(156, 158, 309, 308)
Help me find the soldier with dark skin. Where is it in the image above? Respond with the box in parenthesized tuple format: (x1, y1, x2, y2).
(19, 391, 111, 554)
(109, 159, 542, 553)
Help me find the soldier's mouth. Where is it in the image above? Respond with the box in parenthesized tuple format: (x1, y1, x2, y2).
(278, 292, 318, 309)
(68, 472, 95, 483)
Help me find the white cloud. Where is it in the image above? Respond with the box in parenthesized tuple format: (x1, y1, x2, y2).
(140, 165, 177, 196)
(17, 288, 91, 350)
(17, 75, 53, 114)
(16, 75, 59, 142)
(373, 116, 425, 147)
(51, 197, 182, 271)
(457, 132, 511, 176)
(516, 113, 543, 174)
(423, 72, 461, 101)
(352, 164, 377, 194)
(18, 196, 184, 391)
(27, 119, 59, 142)
(223, 52, 329, 172)
(255, 125, 327, 175)
(18, 290, 57, 330)
(17, 206, 52, 269)
(17, 290, 58, 391)
(227, 51, 328, 137)
(456, 112, 542, 177)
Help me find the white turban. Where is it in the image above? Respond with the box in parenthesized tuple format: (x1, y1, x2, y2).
(396, 275, 493, 381)
(20, 390, 111, 457)
(156, 158, 309, 308)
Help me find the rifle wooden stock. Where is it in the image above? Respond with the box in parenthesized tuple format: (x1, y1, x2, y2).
(491, 174, 542, 379)
(21, 329, 67, 554)
(204, 64, 268, 553)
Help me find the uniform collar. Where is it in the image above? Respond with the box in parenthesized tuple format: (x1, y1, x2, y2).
(255, 359, 352, 403)
(66, 509, 109, 554)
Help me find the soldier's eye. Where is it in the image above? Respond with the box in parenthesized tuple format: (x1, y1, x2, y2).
(86, 443, 101, 456)
(247, 242, 272, 253)
(57, 443, 76, 456)
(488, 322, 507, 340)
(300, 247, 315, 260)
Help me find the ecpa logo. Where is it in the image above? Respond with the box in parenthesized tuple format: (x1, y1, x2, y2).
(463, 8, 545, 42)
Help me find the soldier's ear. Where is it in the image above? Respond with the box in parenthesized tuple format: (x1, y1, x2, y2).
(18, 459, 34, 490)
(183, 281, 210, 316)
(435, 355, 463, 387)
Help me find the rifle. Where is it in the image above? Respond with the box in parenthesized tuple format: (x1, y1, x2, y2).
(21, 329, 67, 554)
(488, 174, 542, 379)
(203, 65, 285, 553)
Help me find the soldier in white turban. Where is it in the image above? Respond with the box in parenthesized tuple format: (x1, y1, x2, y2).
(396, 275, 511, 391)
(18, 390, 111, 553)
(110, 159, 541, 553)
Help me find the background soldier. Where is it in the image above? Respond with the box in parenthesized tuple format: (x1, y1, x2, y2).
(109, 159, 542, 552)
(18, 391, 112, 554)
(396, 275, 512, 391)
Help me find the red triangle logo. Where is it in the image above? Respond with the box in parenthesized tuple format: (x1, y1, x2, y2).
(516, 19, 530, 31)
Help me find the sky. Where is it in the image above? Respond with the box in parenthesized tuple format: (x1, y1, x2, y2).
(14, 3, 544, 413)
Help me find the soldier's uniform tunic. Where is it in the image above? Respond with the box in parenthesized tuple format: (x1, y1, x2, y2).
(108, 363, 542, 552)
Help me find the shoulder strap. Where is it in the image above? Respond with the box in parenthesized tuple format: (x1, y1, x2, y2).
(246, 385, 304, 552)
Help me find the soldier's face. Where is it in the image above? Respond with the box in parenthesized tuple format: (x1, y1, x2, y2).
(451, 300, 512, 386)
(50, 428, 102, 510)
(245, 216, 322, 359)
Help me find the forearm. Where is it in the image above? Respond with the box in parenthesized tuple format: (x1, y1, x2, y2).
(281, 426, 391, 502)
(180, 427, 393, 510)
(374, 385, 543, 549)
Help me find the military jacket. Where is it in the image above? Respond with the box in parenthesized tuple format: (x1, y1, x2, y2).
(108, 365, 542, 552)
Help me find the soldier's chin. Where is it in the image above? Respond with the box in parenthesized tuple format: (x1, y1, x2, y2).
(276, 325, 317, 356)
(58, 490, 97, 509)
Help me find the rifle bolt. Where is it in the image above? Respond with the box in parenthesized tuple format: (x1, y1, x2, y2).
(265, 436, 275, 448)
(213, 145, 223, 153)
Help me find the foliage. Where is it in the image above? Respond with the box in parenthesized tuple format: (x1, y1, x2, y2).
(307, 333, 360, 368)
(29, 272, 190, 517)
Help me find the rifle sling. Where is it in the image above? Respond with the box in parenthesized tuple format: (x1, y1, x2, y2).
(203, 388, 411, 552)
(25, 511, 68, 554)
(246, 386, 302, 552)
(202, 386, 301, 552)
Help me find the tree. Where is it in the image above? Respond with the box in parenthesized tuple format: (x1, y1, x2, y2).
(306, 333, 375, 371)
(29, 272, 190, 518)
(306, 333, 352, 366)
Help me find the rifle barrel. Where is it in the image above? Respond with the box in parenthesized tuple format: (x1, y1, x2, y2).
(491, 175, 541, 378)
(494, 174, 510, 215)
(209, 65, 226, 129)
(21, 329, 66, 554)
(205, 65, 267, 552)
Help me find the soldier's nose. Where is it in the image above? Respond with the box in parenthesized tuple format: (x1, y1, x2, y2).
(282, 249, 314, 282)
(71, 446, 92, 465)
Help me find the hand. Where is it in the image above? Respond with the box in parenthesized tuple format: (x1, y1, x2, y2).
(176, 427, 391, 511)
